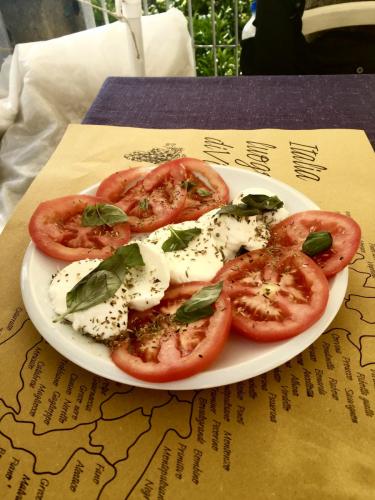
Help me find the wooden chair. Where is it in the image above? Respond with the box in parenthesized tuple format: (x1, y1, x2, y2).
(302, 1, 375, 35)
(302, 1, 375, 74)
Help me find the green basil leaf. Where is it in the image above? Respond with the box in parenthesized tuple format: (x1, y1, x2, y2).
(162, 227, 202, 252)
(175, 282, 223, 324)
(241, 194, 284, 212)
(175, 305, 216, 324)
(196, 188, 211, 197)
(181, 180, 197, 191)
(217, 194, 283, 218)
(217, 203, 260, 217)
(55, 243, 144, 322)
(139, 198, 149, 211)
(302, 231, 333, 257)
(66, 269, 121, 313)
(114, 243, 145, 268)
(81, 203, 127, 227)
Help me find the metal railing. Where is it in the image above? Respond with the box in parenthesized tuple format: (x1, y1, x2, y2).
(90, 0, 246, 76)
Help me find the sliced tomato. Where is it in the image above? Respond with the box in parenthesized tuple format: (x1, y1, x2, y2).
(98, 162, 188, 233)
(96, 166, 149, 202)
(29, 195, 131, 261)
(213, 247, 329, 342)
(270, 211, 361, 277)
(111, 282, 232, 382)
(169, 158, 230, 222)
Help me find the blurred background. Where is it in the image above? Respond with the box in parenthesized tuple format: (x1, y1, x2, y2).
(1, 0, 371, 75)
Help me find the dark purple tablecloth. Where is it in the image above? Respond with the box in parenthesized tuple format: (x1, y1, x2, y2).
(83, 75, 375, 148)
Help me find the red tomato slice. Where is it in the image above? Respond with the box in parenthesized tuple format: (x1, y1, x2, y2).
(96, 166, 149, 202)
(111, 282, 232, 382)
(214, 247, 329, 342)
(170, 158, 230, 222)
(98, 162, 188, 233)
(270, 211, 361, 277)
(29, 195, 131, 261)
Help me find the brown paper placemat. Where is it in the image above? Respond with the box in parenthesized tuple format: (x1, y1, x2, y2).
(1, 125, 375, 499)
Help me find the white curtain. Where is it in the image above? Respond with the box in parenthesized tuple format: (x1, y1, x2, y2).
(0, 8, 195, 232)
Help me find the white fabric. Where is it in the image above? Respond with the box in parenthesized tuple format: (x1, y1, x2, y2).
(0, 8, 195, 232)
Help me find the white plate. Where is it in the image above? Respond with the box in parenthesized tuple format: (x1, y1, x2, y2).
(20, 165, 348, 390)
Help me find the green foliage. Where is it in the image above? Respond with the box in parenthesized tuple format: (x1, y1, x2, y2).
(91, 0, 254, 76)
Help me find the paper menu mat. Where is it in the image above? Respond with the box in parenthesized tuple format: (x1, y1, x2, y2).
(1, 124, 375, 499)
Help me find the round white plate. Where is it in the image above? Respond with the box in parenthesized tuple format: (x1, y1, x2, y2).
(20, 165, 348, 390)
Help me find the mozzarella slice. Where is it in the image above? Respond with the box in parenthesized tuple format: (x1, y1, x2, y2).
(124, 242, 170, 310)
(198, 207, 270, 257)
(49, 259, 128, 342)
(49, 242, 170, 341)
(145, 206, 271, 284)
(145, 221, 226, 284)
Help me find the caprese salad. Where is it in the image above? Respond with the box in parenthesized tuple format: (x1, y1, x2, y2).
(28, 158, 361, 383)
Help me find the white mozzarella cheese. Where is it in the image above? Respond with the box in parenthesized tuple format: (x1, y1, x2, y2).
(49, 259, 128, 342)
(145, 220, 226, 284)
(124, 242, 170, 310)
(49, 242, 171, 340)
(145, 205, 271, 285)
(198, 208, 270, 257)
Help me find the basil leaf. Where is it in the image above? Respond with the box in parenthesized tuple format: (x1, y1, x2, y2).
(181, 180, 197, 191)
(55, 243, 144, 322)
(302, 231, 333, 257)
(81, 203, 127, 227)
(217, 203, 260, 217)
(162, 227, 202, 252)
(66, 270, 120, 313)
(175, 305, 215, 324)
(217, 194, 283, 218)
(175, 282, 223, 324)
(114, 243, 145, 268)
(196, 188, 211, 197)
(139, 198, 149, 211)
(241, 194, 284, 212)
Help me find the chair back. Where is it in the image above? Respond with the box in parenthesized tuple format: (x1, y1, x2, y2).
(302, 1, 375, 35)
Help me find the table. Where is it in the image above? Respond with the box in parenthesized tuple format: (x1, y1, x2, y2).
(83, 74, 375, 148)
(1, 75, 375, 500)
